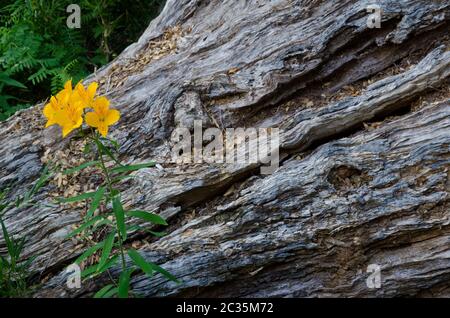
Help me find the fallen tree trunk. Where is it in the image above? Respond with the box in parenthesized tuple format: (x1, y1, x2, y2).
(0, 0, 449, 297)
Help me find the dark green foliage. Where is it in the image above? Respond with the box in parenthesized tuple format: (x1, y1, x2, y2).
(0, 166, 52, 297)
(0, 0, 165, 120)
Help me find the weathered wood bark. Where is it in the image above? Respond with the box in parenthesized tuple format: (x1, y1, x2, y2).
(0, 0, 449, 297)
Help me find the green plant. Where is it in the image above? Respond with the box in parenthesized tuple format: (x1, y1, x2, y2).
(0, 71, 28, 120)
(60, 132, 179, 298)
(0, 0, 166, 120)
(0, 166, 52, 297)
(0, 217, 32, 297)
(44, 81, 178, 298)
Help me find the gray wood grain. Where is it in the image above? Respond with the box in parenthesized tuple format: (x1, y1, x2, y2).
(0, 0, 449, 297)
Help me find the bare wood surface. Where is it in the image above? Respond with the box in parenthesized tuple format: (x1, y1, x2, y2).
(0, 0, 449, 297)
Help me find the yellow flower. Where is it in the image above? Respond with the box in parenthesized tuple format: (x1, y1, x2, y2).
(54, 91, 84, 138)
(75, 82, 98, 108)
(85, 97, 120, 137)
(42, 83, 73, 127)
(64, 79, 73, 93)
(43, 96, 62, 128)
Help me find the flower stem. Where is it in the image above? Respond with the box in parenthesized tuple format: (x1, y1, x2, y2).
(93, 132, 127, 270)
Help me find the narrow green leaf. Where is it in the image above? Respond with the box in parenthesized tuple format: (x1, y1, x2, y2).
(94, 284, 114, 298)
(0, 74, 27, 89)
(82, 255, 118, 279)
(103, 287, 118, 298)
(57, 191, 96, 203)
(118, 269, 134, 298)
(74, 241, 104, 265)
(97, 232, 115, 271)
(111, 175, 135, 184)
(126, 225, 166, 237)
(94, 139, 122, 166)
(86, 187, 105, 219)
(147, 230, 167, 238)
(21, 255, 36, 268)
(25, 165, 51, 202)
(83, 143, 91, 155)
(127, 210, 167, 226)
(100, 137, 119, 151)
(15, 237, 26, 259)
(111, 162, 155, 174)
(81, 264, 99, 278)
(97, 255, 119, 273)
(67, 215, 104, 238)
(148, 261, 180, 283)
(63, 161, 99, 175)
(0, 218, 14, 258)
(127, 249, 153, 278)
(91, 218, 113, 232)
(112, 196, 126, 242)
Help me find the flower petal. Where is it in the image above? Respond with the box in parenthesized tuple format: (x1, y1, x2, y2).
(105, 109, 120, 126)
(62, 125, 75, 138)
(57, 90, 70, 105)
(87, 82, 98, 99)
(43, 103, 54, 119)
(73, 116, 83, 129)
(85, 112, 100, 128)
(64, 79, 73, 92)
(44, 106, 57, 127)
(93, 97, 110, 114)
(97, 125, 108, 137)
(54, 109, 71, 128)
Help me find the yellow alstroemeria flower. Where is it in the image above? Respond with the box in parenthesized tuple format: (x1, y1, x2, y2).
(85, 97, 120, 137)
(54, 93, 84, 138)
(43, 96, 62, 128)
(64, 79, 73, 94)
(42, 84, 74, 127)
(75, 82, 98, 108)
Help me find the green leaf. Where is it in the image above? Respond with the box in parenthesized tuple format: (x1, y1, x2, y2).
(0, 73, 27, 89)
(126, 225, 166, 237)
(112, 196, 127, 242)
(74, 241, 104, 265)
(94, 138, 121, 166)
(103, 287, 119, 298)
(147, 230, 167, 238)
(0, 218, 14, 259)
(111, 162, 155, 174)
(90, 218, 113, 233)
(67, 215, 104, 238)
(63, 161, 99, 175)
(24, 165, 51, 202)
(128, 249, 179, 283)
(83, 143, 91, 154)
(111, 175, 135, 184)
(86, 187, 105, 219)
(57, 191, 96, 203)
(81, 264, 98, 278)
(127, 249, 153, 278)
(82, 256, 118, 279)
(127, 210, 168, 226)
(97, 232, 115, 271)
(118, 269, 134, 298)
(97, 255, 119, 273)
(148, 261, 180, 283)
(100, 137, 119, 151)
(94, 284, 114, 298)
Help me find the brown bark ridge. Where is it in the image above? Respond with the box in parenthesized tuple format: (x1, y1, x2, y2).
(0, 0, 449, 297)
